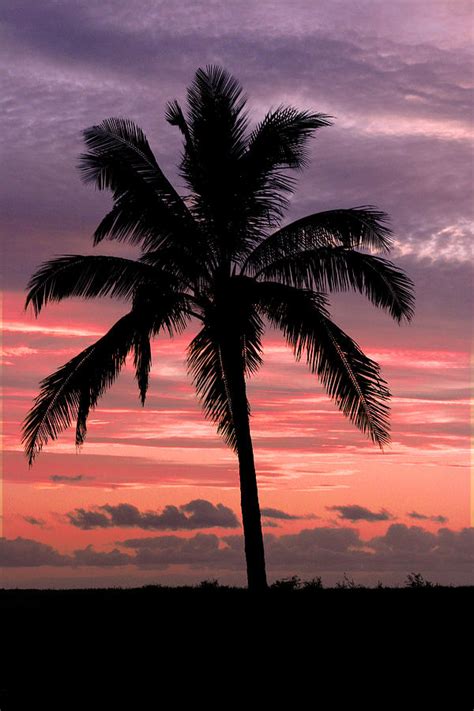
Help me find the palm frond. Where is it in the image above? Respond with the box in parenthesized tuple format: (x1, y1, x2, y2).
(186, 65, 249, 161)
(78, 117, 199, 254)
(256, 282, 391, 447)
(92, 193, 173, 250)
(80, 118, 172, 197)
(24, 254, 175, 316)
(130, 284, 193, 404)
(75, 388, 91, 447)
(133, 331, 152, 406)
(22, 312, 138, 465)
(168, 69, 332, 260)
(245, 105, 332, 172)
(241, 309, 264, 377)
(242, 207, 393, 274)
(168, 66, 252, 255)
(187, 325, 238, 450)
(231, 107, 332, 235)
(255, 248, 414, 323)
(23, 285, 193, 463)
(132, 282, 193, 341)
(165, 99, 194, 146)
(139, 247, 210, 293)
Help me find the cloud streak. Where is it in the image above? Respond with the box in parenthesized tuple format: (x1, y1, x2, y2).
(51, 474, 87, 484)
(407, 511, 448, 524)
(23, 516, 47, 528)
(327, 505, 395, 522)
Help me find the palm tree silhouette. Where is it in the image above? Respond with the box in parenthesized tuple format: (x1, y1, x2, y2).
(22, 66, 414, 591)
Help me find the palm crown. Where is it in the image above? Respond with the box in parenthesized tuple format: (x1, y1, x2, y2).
(23, 66, 414, 590)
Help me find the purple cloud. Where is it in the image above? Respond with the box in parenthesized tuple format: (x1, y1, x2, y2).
(23, 516, 47, 528)
(67, 500, 239, 530)
(327, 505, 395, 522)
(407, 511, 448, 524)
(3, 525, 473, 584)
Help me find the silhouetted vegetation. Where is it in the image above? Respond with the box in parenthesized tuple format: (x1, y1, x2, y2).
(0, 574, 468, 610)
(405, 572, 437, 588)
(335, 573, 360, 589)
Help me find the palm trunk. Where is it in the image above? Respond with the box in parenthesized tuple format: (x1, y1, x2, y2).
(219, 339, 268, 592)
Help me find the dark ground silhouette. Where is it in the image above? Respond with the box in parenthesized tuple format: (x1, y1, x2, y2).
(1, 581, 471, 709)
(2, 577, 474, 607)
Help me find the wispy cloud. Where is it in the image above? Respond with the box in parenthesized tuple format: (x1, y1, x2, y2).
(51, 474, 88, 484)
(23, 516, 47, 528)
(261, 508, 318, 521)
(326, 505, 395, 522)
(407, 511, 448, 524)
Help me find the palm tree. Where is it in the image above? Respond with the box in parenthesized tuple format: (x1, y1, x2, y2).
(22, 66, 414, 591)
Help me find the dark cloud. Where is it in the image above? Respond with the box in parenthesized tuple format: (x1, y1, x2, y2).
(327, 505, 394, 522)
(179, 500, 239, 528)
(408, 511, 449, 524)
(109, 524, 474, 575)
(133, 533, 242, 568)
(266, 525, 474, 574)
(67, 500, 239, 530)
(67, 509, 111, 530)
(261, 507, 318, 521)
(0, 537, 69, 567)
(2, 526, 473, 581)
(121, 526, 368, 570)
(23, 516, 46, 527)
(261, 508, 299, 520)
(369, 523, 438, 555)
(118, 532, 243, 568)
(408, 511, 430, 520)
(50, 474, 87, 483)
(0, 537, 132, 567)
(72, 545, 133, 567)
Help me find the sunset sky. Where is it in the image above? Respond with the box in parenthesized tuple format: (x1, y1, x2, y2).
(1, 0, 472, 587)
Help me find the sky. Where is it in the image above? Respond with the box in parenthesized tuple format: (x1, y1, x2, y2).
(1, 0, 473, 588)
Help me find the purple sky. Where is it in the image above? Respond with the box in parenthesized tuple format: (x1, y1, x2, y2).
(1, 0, 473, 587)
(2, 0, 472, 283)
